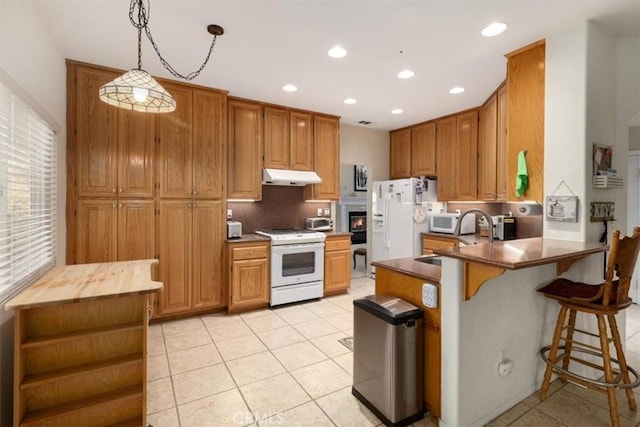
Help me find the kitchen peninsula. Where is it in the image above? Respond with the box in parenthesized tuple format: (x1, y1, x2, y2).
(373, 238, 606, 426)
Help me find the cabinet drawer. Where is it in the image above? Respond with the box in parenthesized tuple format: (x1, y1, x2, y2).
(326, 238, 350, 252)
(232, 245, 268, 260)
(422, 237, 457, 255)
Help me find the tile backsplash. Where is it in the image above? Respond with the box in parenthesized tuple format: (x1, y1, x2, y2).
(228, 186, 331, 234)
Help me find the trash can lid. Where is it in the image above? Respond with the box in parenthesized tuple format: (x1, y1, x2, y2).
(354, 295, 422, 324)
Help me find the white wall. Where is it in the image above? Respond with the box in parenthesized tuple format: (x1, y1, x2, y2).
(0, 1, 66, 424)
(339, 124, 389, 186)
(631, 126, 640, 151)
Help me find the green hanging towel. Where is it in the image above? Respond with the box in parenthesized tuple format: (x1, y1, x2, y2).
(516, 150, 528, 198)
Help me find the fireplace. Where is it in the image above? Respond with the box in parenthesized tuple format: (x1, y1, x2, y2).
(349, 211, 366, 244)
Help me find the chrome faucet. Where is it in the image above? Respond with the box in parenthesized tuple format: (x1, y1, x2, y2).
(454, 208, 494, 244)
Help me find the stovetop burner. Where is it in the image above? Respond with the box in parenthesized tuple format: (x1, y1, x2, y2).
(258, 228, 314, 235)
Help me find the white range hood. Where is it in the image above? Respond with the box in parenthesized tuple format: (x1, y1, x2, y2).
(262, 168, 322, 186)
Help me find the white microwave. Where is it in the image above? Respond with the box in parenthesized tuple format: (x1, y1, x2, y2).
(430, 213, 476, 234)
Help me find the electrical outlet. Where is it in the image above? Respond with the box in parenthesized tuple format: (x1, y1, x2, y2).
(323, 208, 330, 216)
(227, 209, 232, 219)
(422, 283, 438, 308)
(317, 208, 323, 217)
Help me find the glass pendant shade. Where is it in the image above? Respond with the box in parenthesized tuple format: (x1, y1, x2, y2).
(99, 69, 176, 113)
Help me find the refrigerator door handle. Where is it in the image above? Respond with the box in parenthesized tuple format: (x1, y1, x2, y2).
(384, 196, 391, 249)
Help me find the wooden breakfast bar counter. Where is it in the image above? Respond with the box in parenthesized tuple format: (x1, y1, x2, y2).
(5, 259, 162, 427)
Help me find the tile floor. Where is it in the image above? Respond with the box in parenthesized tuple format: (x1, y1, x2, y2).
(147, 271, 640, 427)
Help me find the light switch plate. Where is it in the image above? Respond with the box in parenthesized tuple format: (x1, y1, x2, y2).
(422, 283, 438, 308)
(317, 208, 323, 217)
(227, 209, 232, 219)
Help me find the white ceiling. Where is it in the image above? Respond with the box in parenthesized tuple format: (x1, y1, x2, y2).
(36, 0, 640, 131)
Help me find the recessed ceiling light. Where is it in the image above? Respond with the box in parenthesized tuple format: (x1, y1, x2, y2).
(328, 46, 348, 58)
(282, 84, 298, 92)
(481, 22, 508, 37)
(344, 98, 357, 105)
(391, 108, 403, 114)
(397, 70, 415, 79)
(449, 86, 465, 94)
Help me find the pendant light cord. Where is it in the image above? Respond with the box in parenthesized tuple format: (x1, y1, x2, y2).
(129, 0, 219, 81)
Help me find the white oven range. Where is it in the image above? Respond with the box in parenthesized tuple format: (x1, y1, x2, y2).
(255, 229, 326, 306)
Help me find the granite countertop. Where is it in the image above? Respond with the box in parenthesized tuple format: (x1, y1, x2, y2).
(433, 237, 607, 270)
(372, 257, 441, 283)
(421, 231, 491, 246)
(225, 234, 271, 243)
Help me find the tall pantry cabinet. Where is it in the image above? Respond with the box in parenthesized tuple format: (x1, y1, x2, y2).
(67, 60, 227, 319)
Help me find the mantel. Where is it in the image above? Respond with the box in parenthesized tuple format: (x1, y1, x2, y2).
(338, 197, 367, 206)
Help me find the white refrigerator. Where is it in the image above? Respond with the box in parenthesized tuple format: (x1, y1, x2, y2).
(371, 178, 443, 274)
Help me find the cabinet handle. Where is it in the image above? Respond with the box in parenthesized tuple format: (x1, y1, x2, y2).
(192, 189, 197, 195)
(193, 203, 198, 208)
(118, 203, 123, 208)
(249, 250, 254, 254)
(112, 188, 117, 193)
(187, 202, 192, 208)
(112, 203, 117, 208)
(118, 188, 123, 193)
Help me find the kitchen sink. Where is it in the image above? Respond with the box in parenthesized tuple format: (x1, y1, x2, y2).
(414, 256, 442, 266)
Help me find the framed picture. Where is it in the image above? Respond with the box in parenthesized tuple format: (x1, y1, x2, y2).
(354, 165, 368, 192)
(546, 196, 579, 222)
(593, 144, 613, 176)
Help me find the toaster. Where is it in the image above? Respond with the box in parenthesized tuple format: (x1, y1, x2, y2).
(227, 221, 242, 239)
(305, 217, 334, 231)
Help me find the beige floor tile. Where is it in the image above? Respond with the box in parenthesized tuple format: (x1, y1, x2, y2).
(240, 307, 275, 320)
(167, 343, 222, 374)
(411, 416, 438, 427)
(255, 325, 306, 349)
(486, 402, 532, 427)
(227, 351, 286, 386)
(332, 299, 356, 312)
(148, 354, 170, 381)
(509, 408, 568, 426)
(244, 312, 288, 332)
(161, 316, 206, 336)
(146, 407, 180, 427)
(536, 387, 637, 426)
(178, 388, 253, 426)
(333, 351, 353, 375)
(271, 341, 328, 371)
(218, 333, 268, 361)
(316, 386, 380, 427)
(148, 323, 164, 338)
(172, 363, 236, 405)
(164, 327, 213, 353)
(563, 382, 640, 422)
(293, 319, 340, 339)
(307, 301, 347, 317)
(291, 359, 352, 399)
(310, 331, 351, 358)
(240, 373, 310, 420)
(147, 377, 175, 414)
(274, 307, 321, 325)
(259, 401, 332, 426)
(324, 312, 354, 330)
(204, 316, 255, 342)
(148, 335, 166, 357)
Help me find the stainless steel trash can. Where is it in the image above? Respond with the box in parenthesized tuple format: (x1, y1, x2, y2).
(352, 295, 424, 426)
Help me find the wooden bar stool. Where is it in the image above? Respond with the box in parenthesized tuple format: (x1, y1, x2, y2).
(537, 227, 640, 427)
(353, 248, 367, 269)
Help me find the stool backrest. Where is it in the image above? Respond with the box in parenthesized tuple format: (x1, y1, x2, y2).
(604, 226, 640, 305)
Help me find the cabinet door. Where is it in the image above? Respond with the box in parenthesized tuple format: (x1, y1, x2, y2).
(117, 110, 155, 197)
(117, 200, 155, 261)
(192, 200, 225, 309)
(478, 95, 498, 200)
(228, 99, 263, 199)
(324, 249, 351, 294)
(306, 115, 340, 200)
(390, 129, 411, 179)
(74, 66, 118, 197)
(290, 111, 313, 171)
(455, 110, 479, 201)
(263, 107, 290, 169)
(422, 237, 457, 255)
(435, 117, 457, 201)
(230, 258, 269, 310)
(193, 89, 226, 199)
(158, 82, 193, 198)
(411, 122, 436, 176)
(76, 200, 117, 263)
(158, 201, 192, 315)
(496, 85, 508, 201)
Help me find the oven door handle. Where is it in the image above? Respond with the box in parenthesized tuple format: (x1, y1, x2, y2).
(271, 242, 325, 252)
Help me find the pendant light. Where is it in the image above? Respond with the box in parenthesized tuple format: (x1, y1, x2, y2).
(99, 0, 224, 113)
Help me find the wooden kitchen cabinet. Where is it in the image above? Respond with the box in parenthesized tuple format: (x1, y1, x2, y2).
(478, 84, 509, 201)
(422, 235, 459, 255)
(158, 200, 225, 317)
(263, 108, 314, 171)
(228, 242, 270, 313)
(305, 115, 340, 200)
(228, 98, 263, 200)
(506, 40, 545, 201)
(324, 235, 351, 295)
(289, 111, 314, 171)
(76, 199, 155, 264)
(436, 110, 479, 201)
(411, 121, 437, 177)
(390, 128, 411, 179)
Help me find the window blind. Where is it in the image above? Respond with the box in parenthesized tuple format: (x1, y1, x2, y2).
(0, 81, 57, 304)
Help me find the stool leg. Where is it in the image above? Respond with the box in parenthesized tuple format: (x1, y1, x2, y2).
(541, 305, 568, 401)
(561, 309, 577, 376)
(598, 314, 620, 427)
(353, 251, 356, 269)
(608, 314, 637, 411)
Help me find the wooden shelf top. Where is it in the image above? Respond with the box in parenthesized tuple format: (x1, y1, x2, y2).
(5, 259, 162, 311)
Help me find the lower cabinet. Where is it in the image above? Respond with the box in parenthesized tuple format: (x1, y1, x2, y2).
(228, 242, 270, 313)
(422, 235, 459, 255)
(324, 235, 351, 296)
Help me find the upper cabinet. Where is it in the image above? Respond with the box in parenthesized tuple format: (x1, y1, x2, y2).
(436, 110, 478, 201)
(478, 84, 508, 201)
(390, 128, 411, 179)
(305, 115, 340, 200)
(228, 99, 263, 200)
(264, 107, 314, 171)
(411, 122, 437, 177)
(506, 40, 545, 201)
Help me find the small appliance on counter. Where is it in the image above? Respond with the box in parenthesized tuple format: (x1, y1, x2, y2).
(429, 212, 476, 235)
(305, 217, 334, 231)
(227, 221, 242, 239)
(495, 215, 517, 240)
